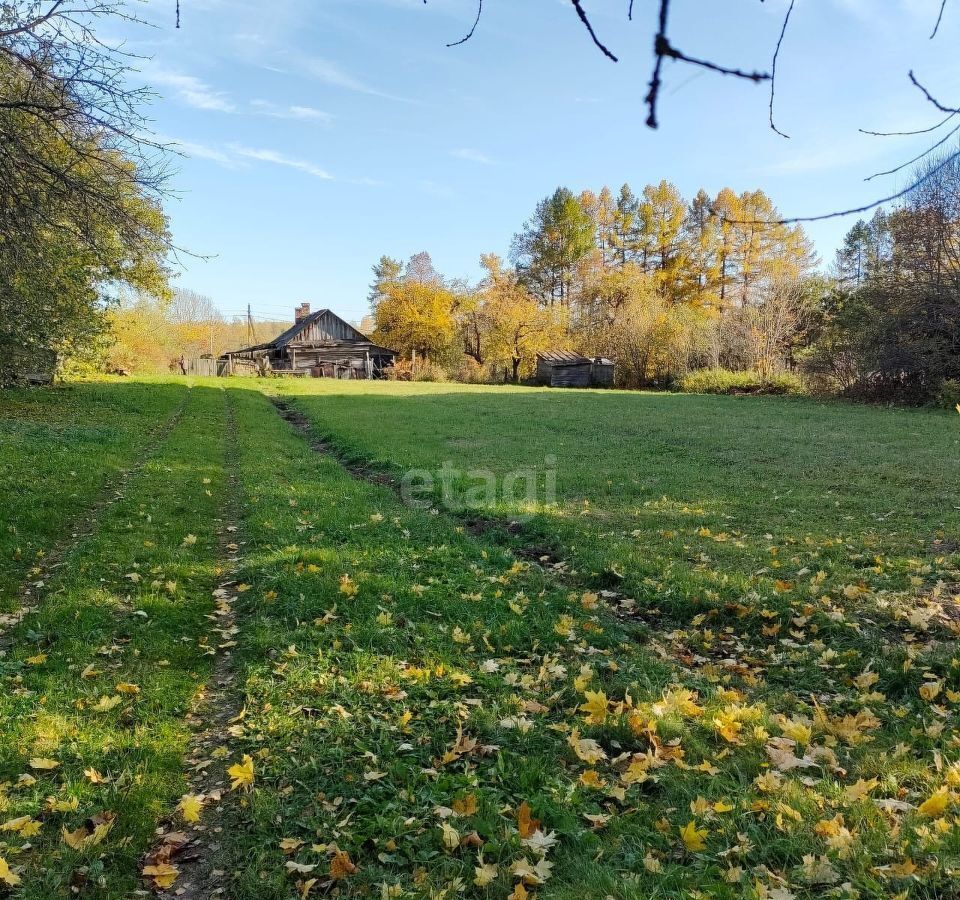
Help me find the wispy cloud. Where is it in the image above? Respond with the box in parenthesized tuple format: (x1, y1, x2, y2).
(147, 68, 236, 112)
(153, 134, 243, 169)
(302, 56, 415, 103)
(419, 179, 455, 199)
(250, 99, 332, 123)
(452, 147, 494, 165)
(230, 144, 335, 179)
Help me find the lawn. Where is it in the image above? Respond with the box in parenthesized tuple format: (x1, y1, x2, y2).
(1, 377, 959, 899)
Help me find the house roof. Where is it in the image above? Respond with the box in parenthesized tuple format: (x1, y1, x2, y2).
(270, 308, 367, 349)
(537, 350, 592, 365)
(225, 309, 395, 356)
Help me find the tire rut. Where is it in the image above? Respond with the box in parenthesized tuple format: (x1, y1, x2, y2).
(148, 388, 246, 900)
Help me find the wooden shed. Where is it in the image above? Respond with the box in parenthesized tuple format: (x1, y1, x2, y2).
(536, 350, 593, 388)
(591, 357, 615, 387)
(221, 305, 396, 378)
(0, 344, 57, 386)
(536, 351, 616, 388)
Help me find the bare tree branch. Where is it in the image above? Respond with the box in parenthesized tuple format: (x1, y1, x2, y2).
(726, 146, 960, 225)
(0, 0, 66, 38)
(860, 112, 957, 137)
(930, 0, 948, 38)
(769, 0, 796, 138)
(645, 0, 769, 128)
(569, 0, 618, 62)
(447, 0, 481, 47)
(864, 120, 960, 181)
(909, 70, 960, 114)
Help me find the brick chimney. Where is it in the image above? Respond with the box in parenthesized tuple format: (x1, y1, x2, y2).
(294, 302, 311, 323)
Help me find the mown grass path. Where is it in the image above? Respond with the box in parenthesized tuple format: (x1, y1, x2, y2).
(0, 384, 229, 898)
(0, 380, 189, 617)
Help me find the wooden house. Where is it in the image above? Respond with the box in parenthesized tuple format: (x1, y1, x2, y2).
(536, 351, 616, 388)
(221, 305, 396, 378)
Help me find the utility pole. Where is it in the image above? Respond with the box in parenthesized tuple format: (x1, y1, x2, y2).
(246, 304, 258, 346)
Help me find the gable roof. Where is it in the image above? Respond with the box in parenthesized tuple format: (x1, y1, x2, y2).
(271, 308, 369, 348)
(227, 309, 393, 356)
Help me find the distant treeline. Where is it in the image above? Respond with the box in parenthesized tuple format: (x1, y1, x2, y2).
(368, 168, 960, 405)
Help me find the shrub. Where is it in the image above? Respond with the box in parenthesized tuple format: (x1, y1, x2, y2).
(678, 368, 804, 396)
(936, 378, 960, 410)
(411, 360, 448, 383)
(454, 356, 489, 384)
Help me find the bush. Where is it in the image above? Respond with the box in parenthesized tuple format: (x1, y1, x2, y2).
(412, 361, 448, 383)
(936, 378, 960, 410)
(678, 368, 804, 396)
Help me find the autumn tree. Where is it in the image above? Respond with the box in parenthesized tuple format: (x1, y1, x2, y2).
(371, 254, 457, 363)
(477, 254, 566, 382)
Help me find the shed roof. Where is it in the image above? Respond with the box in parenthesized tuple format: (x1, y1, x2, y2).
(537, 350, 591, 365)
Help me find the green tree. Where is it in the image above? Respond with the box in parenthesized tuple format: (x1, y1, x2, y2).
(511, 187, 595, 305)
(368, 255, 403, 311)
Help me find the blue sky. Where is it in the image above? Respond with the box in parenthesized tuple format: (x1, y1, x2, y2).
(123, 0, 960, 323)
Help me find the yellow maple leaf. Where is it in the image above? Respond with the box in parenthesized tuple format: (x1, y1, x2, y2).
(115, 682, 140, 695)
(568, 729, 607, 763)
(339, 574, 358, 597)
(178, 793, 205, 823)
(573, 665, 594, 692)
(0, 857, 20, 887)
(143, 863, 180, 889)
(679, 820, 709, 852)
(474, 855, 498, 887)
(579, 769, 606, 789)
(329, 850, 357, 880)
(918, 788, 951, 818)
(452, 793, 478, 816)
(843, 778, 879, 803)
(228, 754, 255, 791)
(62, 825, 89, 849)
(919, 681, 942, 702)
(508, 882, 529, 900)
(93, 695, 122, 712)
(18, 819, 42, 838)
(25, 653, 47, 665)
(29, 757, 59, 770)
(580, 689, 609, 725)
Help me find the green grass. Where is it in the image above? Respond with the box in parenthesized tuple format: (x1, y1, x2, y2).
(0, 379, 188, 613)
(0, 383, 228, 897)
(2, 377, 960, 898)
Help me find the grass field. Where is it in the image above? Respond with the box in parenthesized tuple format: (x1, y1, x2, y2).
(1, 377, 959, 899)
